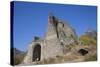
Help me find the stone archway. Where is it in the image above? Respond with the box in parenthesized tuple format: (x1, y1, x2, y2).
(32, 44, 41, 62)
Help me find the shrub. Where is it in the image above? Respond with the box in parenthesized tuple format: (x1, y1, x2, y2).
(14, 54, 25, 65)
(79, 35, 96, 45)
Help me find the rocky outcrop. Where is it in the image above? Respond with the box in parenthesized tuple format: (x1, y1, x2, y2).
(22, 13, 78, 64)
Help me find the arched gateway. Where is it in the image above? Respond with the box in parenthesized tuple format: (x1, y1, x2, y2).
(32, 44, 41, 62)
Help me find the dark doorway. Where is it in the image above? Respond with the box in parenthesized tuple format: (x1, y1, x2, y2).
(32, 44, 41, 62)
(78, 49, 88, 56)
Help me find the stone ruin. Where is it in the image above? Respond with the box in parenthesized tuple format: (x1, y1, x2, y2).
(22, 13, 78, 64)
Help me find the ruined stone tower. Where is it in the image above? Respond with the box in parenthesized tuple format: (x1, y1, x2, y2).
(22, 13, 78, 64)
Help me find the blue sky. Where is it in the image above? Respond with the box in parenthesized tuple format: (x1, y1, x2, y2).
(13, 1, 97, 51)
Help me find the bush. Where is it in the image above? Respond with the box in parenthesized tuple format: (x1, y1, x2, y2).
(79, 35, 96, 45)
(14, 54, 25, 65)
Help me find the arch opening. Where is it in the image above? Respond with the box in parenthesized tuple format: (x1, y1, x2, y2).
(32, 44, 41, 62)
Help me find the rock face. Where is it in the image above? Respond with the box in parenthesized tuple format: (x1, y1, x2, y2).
(22, 13, 78, 64)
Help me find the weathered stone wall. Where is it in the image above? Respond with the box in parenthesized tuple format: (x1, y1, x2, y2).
(43, 14, 63, 59)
